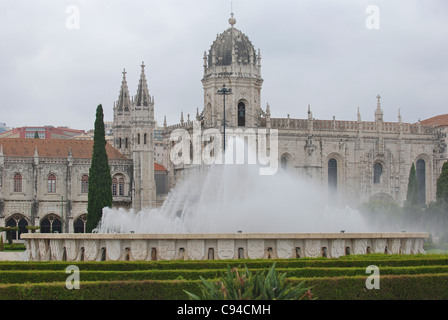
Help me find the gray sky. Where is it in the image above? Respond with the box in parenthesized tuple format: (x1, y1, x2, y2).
(1, 0, 447, 131)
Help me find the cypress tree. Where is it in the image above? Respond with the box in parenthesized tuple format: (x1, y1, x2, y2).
(34, 131, 39, 139)
(437, 161, 448, 202)
(406, 162, 418, 206)
(86, 104, 112, 233)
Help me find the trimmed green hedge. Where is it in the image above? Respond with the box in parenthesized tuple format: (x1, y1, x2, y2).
(1, 254, 447, 299)
(296, 273, 448, 300)
(1, 274, 448, 300)
(2, 265, 448, 284)
(0, 279, 202, 300)
(1, 255, 447, 271)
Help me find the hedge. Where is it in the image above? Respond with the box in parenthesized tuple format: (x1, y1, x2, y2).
(1, 255, 447, 271)
(0, 279, 202, 300)
(296, 273, 448, 300)
(1, 274, 448, 300)
(2, 265, 448, 284)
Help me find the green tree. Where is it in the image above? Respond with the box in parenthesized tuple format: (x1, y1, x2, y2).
(86, 104, 112, 233)
(406, 163, 418, 207)
(34, 131, 39, 139)
(436, 161, 448, 202)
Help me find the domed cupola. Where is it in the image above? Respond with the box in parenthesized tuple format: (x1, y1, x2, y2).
(208, 14, 257, 67)
(203, 13, 262, 79)
(201, 13, 264, 129)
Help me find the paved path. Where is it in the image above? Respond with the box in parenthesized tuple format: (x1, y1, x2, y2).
(0, 252, 25, 261)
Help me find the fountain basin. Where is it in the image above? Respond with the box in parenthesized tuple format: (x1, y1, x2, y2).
(20, 232, 429, 261)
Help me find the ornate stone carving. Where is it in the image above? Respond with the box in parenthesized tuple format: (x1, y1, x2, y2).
(38, 239, 49, 260)
(130, 240, 148, 261)
(187, 240, 205, 260)
(353, 239, 368, 255)
(388, 238, 401, 254)
(217, 240, 235, 259)
(248, 240, 264, 259)
(105, 240, 122, 261)
(373, 239, 387, 253)
(64, 239, 78, 261)
(277, 240, 294, 259)
(330, 239, 345, 258)
(30, 239, 39, 260)
(401, 238, 413, 254)
(304, 240, 321, 258)
(158, 240, 175, 260)
(84, 239, 99, 261)
(413, 238, 425, 254)
(50, 240, 63, 261)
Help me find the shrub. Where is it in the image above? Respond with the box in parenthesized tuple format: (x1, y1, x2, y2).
(184, 263, 314, 300)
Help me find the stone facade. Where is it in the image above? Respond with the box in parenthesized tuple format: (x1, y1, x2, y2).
(112, 63, 157, 212)
(0, 139, 133, 236)
(162, 14, 448, 207)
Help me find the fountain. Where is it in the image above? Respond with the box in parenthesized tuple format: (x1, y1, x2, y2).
(21, 138, 428, 261)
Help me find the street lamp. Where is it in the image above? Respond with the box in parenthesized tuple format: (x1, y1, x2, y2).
(217, 84, 232, 155)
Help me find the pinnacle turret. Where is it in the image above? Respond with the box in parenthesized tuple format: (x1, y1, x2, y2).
(117, 68, 131, 111)
(135, 62, 151, 107)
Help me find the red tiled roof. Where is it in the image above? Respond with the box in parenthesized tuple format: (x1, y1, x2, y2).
(0, 138, 128, 160)
(154, 163, 167, 171)
(420, 114, 448, 128)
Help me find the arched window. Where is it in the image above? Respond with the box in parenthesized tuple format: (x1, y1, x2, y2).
(48, 174, 56, 193)
(74, 215, 87, 233)
(138, 133, 141, 144)
(238, 102, 246, 127)
(119, 138, 122, 148)
(6, 215, 28, 240)
(112, 178, 118, 196)
(119, 178, 125, 196)
(14, 173, 22, 193)
(81, 175, 89, 193)
(125, 137, 128, 149)
(40, 215, 62, 233)
(328, 158, 338, 193)
(144, 133, 147, 145)
(416, 159, 426, 205)
(373, 163, 383, 184)
(281, 157, 287, 171)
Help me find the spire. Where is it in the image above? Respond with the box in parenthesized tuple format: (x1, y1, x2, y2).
(180, 111, 184, 125)
(357, 107, 361, 121)
(375, 94, 383, 122)
(117, 68, 131, 111)
(136, 61, 151, 107)
(398, 108, 402, 123)
(308, 104, 313, 120)
(163, 115, 167, 128)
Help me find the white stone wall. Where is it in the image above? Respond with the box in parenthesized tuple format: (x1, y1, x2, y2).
(21, 233, 429, 261)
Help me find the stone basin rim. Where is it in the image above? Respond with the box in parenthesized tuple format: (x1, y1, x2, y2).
(21, 232, 430, 240)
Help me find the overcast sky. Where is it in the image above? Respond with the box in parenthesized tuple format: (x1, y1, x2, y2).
(1, 0, 447, 131)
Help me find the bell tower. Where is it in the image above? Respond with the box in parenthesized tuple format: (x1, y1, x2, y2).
(113, 62, 157, 212)
(131, 62, 156, 211)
